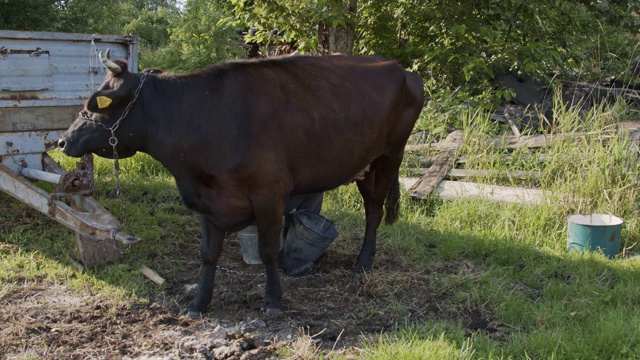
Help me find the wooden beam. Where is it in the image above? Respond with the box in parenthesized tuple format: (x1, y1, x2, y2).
(405, 168, 541, 180)
(405, 132, 585, 153)
(448, 168, 541, 180)
(491, 132, 585, 149)
(408, 130, 463, 199)
(456, 153, 556, 164)
(409, 168, 541, 179)
(400, 178, 544, 205)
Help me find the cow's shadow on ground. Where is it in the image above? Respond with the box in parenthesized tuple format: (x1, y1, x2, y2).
(1, 190, 638, 356)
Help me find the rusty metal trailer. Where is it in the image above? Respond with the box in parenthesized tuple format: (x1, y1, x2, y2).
(0, 30, 141, 266)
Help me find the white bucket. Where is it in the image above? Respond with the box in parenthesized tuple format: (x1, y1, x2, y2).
(238, 225, 261, 265)
(237, 225, 284, 265)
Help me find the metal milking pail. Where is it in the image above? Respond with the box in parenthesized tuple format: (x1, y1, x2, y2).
(567, 214, 623, 259)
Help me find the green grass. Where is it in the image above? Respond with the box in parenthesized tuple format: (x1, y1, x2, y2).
(362, 329, 476, 360)
(2, 94, 640, 358)
(354, 96, 640, 359)
(0, 151, 196, 306)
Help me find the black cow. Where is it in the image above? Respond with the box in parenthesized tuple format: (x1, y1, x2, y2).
(58, 51, 424, 317)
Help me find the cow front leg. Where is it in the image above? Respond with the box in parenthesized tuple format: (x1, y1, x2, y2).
(188, 215, 225, 318)
(254, 203, 285, 314)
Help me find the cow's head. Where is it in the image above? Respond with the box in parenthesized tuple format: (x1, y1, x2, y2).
(58, 49, 148, 159)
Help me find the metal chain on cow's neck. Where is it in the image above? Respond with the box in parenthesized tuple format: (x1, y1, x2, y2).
(80, 74, 150, 135)
(80, 71, 150, 254)
(111, 72, 150, 253)
(111, 134, 130, 255)
(108, 72, 150, 198)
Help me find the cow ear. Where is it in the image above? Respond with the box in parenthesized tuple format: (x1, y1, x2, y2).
(86, 90, 123, 112)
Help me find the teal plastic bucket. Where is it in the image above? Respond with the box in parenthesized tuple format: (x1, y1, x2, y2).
(567, 214, 623, 258)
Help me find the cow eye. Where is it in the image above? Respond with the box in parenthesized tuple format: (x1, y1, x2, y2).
(79, 111, 93, 120)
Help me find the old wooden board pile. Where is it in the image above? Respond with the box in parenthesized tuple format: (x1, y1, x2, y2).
(401, 121, 640, 205)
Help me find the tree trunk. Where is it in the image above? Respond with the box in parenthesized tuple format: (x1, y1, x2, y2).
(318, 0, 357, 55)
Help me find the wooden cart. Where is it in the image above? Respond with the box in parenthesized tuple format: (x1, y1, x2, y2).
(0, 30, 141, 266)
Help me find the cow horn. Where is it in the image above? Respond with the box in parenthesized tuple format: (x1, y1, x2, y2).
(99, 49, 122, 74)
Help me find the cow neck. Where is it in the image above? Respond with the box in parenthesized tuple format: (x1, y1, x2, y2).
(141, 77, 204, 171)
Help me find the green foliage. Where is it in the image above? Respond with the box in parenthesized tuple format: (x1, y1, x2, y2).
(0, 0, 60, 31)
(130, 0, 178, 11)
(55, 0, 139, 35)
(5, 0, 640, 98)
(7, 0, 188, 69)
(124, 7, 176, 50)
(230, 0, 353, 53)
(144, 0, 245, 71)
(228, 0, 638, 98)
(356, 0, 636, 95)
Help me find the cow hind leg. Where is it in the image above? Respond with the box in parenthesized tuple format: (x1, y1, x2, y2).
(385, 175, 401, 225)
(354, 154, 402, 280)
(188, 215, 225, 318)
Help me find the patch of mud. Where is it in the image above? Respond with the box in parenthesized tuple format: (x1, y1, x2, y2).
(0, 284, 280, 359)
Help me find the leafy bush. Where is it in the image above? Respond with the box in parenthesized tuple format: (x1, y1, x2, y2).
(142, 0, 245, 72)
(357, 0, 637, 95)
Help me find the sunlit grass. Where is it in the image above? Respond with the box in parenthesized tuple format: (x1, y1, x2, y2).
(361, 93, 640, 358)
(3, 92, 640, 358)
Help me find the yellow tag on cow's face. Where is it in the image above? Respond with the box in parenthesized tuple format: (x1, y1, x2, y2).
(96, 96, 113, 109)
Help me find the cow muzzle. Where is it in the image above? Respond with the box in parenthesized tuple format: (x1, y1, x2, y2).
(58, 136, 81, 157)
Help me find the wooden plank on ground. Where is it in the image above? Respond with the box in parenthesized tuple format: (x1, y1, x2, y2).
(405, 168, 542, 180)
(456, 153, 554, 164)
(400, 178, 544, 205)
(491, 132, 585, 149)
(405, 132, 585, 153)
(619, 120, 640, 149)
(408, 130, 463, 199)
(447, 169, 541, 180)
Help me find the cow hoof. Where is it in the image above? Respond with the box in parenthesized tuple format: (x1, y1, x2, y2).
(186, 310, 203, 319)
(261, 300, 283, 315)
(263, 307, 282, 315)
(351, 272, 361, 284)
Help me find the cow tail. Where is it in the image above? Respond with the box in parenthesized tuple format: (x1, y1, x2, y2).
(384, 174, 401, 225)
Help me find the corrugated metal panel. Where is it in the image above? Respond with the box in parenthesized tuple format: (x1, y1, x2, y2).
(0, 51, 53, 91)
(0, 30, 138, 132)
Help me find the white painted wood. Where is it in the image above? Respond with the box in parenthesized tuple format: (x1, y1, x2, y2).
(400, 178, 544, 205)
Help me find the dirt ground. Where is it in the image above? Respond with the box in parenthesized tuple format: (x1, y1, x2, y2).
(0, 220, 504, 360)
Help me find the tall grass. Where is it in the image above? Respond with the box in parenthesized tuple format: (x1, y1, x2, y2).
(357, 94, 640, 359)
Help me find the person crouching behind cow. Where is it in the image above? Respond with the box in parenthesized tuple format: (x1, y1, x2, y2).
(237, 167, 368, 276)
(237, 192, 338, 277)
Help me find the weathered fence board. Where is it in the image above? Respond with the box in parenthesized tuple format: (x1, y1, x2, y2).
(401, 178, 544, 205)
(408, 130, 463, 199)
